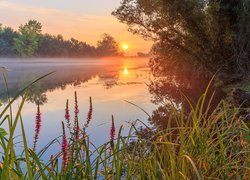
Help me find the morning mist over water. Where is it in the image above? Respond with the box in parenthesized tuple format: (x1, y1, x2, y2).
(0, 57, 156, 159)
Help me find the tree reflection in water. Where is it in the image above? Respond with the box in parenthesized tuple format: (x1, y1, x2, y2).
(147, 54, 226, 130)
(26, 82, 48, 105)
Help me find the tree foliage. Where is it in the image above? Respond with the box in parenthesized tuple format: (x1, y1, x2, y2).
(14, 20, 42, 57)
(37, 34, 96, 57)
(0, 27, 17, 56)
(97, 33, 123, 56)
(112, 0, 250, 76)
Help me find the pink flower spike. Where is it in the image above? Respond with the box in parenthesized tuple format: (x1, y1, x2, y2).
(65, 99, 71, 129)
(74, 91, 79, 115)
(84, 97, 93, 128)
(49, 155, 55, 173)
(73, 91, 80, 140)
(74, 120, 80, 141)
(110, 115, 116, 148)
(33, 103, 42, 152)
(61, 122, 69, 171)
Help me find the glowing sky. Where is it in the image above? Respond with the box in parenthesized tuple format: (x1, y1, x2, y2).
(0, 0, 153, 55)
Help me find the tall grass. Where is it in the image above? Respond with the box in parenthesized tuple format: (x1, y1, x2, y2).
(0, 76, 249, 179)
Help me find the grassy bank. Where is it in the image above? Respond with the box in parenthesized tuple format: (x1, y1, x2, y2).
(0, 78, 249, 179)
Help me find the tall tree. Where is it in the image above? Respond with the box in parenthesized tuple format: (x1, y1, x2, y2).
(97, 33, 123, 56)
(0, 27, 18, 56)
(112, 0, 250, 76)
(14, 20, 42, 57)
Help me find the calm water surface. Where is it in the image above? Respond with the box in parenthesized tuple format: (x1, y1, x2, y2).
(0, 57, 156, 159)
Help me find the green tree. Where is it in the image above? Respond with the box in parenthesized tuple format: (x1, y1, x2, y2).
(0, 26, 18, 56)
(97, 33, 123, 56)
(37, 34, 96, 57)
(112, 0, 250, 76)
(14, 20, 42, 57)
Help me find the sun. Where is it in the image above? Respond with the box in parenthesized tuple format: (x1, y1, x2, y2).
(122, 44, 129, 51)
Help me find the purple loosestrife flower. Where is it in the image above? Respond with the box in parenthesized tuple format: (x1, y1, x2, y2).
(74, 91, 79, 115)
(49, 155, 55, 174)
(110, 115, 116, 149)
(81, 132, 86, 160)
(75, 120, 80, 141)
(65, 99, 71, 130)
(61, 122, 69, 171)
(33, 103, 42, 152)
(84, 97, 93, 128)
(74, 91, 80, 141)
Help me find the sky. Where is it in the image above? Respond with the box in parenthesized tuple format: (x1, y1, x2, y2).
(0, 0, 153, 55)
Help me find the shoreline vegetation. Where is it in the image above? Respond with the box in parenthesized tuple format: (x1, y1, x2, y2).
(0, 76, 249, 179)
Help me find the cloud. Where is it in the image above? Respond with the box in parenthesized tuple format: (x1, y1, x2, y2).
(0, 1, 115, 22)
(0, 1, 63, 15)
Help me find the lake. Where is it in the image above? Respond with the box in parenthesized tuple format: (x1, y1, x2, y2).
(0, 57, 225, 163)
(0, 57, 157, 160)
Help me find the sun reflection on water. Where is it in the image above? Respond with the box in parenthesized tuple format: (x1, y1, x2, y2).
(123, 68, 129, 76)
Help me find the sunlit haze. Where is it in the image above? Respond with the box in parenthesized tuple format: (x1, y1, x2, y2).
(0, 0, 153, 55)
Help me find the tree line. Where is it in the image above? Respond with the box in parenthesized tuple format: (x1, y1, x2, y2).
(0, 20, 123, 57)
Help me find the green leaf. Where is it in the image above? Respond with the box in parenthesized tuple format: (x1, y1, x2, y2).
(20, 115, 33, 180)
(1, 95, 26, 179)
(242, 129, 250, 144)
(28, 149, 47, 180)
(0, 128, 7, 137)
